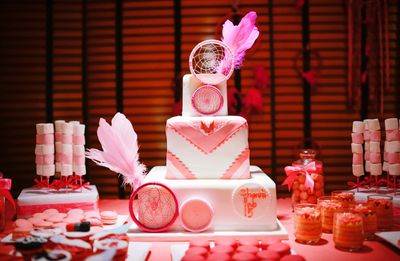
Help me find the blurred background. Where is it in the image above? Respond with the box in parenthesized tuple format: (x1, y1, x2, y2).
(0, 0, 398, 198)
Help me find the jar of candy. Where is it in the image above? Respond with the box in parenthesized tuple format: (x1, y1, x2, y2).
(0, 174, 15, 232)
(0, 194, 5, 232)
(289, 149, 324, 205)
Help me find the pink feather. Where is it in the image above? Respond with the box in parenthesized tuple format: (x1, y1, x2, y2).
(222, 11, 260, 69)
(86, 113, 146, 189)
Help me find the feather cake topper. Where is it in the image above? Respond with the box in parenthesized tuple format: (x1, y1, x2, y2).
(221, 11, 260, 69)
(86, 113, 146, 190)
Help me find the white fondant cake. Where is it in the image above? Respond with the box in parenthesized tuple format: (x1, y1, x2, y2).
(145, 166, 277, 231)
(166, 115, 250, 179)
(17, 185, 99, 217)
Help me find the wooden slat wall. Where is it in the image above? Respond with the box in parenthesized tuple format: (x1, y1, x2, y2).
(86, 1, 118, 196)
(308, 0, 359, 192)
(0, 1, 47, 196)
(123, 0, 175, 176)
(381, 0, 398, 116)
(273, 0, 304, 195)
(0, 0, 398, 197)
(53, 0, 83, 121)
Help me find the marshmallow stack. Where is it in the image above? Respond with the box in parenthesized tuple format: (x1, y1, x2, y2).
(384, 118, 400, 176)
(54, 120, 65, 173)
(73, 123, 86, 176)
(59, 122, 74, 176)
(363, 119, 371, 172)
(368, 119, 382, 176)
(352, 121, 364, 177)
(35, 123, 55, 177)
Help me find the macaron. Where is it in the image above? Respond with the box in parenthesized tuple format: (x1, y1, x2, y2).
(35, 220, 53, 229)
(12, 227, 32, 240)
(185, 246, 208, 257)
(52, 222, 67, 230)
(46, 213, 65, 223)
(68, 208, 84, 216)
(267, 242, 291, 257)
(33, 213, 48, 219)
(43, 209, 59, 215)
(14, 219, 33, 229)
(85, 218, 102, 227)
(207, 253, 231, 261)
(232, 252, 257, 261)
(28, 218, 45, 227)
(236, 245, 259, 254)
(100, 210, 118, 225)
(210, 245, 234, 255)
(84, 211, 100, 219)
(280, 255, 306, 261)
(257, 250, 281, 261)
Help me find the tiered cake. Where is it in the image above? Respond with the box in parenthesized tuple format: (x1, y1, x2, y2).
(143, 71, 277, 232)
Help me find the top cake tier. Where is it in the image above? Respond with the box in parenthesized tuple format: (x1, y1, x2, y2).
(182, 74, 228, 117)
(166, 115, 250, 179)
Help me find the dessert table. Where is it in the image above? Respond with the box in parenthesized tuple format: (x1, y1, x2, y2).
(1, 198, 399, 260)
(100, 198, 399, 260)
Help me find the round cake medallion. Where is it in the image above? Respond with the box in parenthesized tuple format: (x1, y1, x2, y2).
(232, 183, 270, 220)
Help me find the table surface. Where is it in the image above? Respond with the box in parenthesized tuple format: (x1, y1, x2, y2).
(1, 198, 399, 261)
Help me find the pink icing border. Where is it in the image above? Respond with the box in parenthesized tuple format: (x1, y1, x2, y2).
(167, 120, 247, 155)
(221, 148, 250, 179)
(166, 148, 249, 179)
(166, 151, 196, 179)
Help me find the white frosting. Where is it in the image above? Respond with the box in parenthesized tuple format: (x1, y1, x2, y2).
(145, 166, 277, 231)
(166, 119, 248, 179)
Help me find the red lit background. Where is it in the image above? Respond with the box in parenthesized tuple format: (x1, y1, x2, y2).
(0, 0, 398, 198)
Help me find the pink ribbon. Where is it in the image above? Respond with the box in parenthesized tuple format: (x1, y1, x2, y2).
(283, 162, 316, 192)
(0, 177, 16, 216)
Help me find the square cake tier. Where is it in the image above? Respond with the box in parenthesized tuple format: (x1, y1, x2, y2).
(144, 166, 277, 231)
(166, 115, 250, 179)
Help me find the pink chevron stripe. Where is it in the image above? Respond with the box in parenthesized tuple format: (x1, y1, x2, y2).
(167, 120, 247, 154)
(166, 151, 197, 179)
(221, 148, 250, 179)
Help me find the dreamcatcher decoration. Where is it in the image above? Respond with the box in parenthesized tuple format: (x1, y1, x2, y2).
(191, 85, 224, 115)
(189, 39, 235, 85)
(293, 47, 322, 94)
(188, 39, 235, 116)
(128, 182, 178, 232)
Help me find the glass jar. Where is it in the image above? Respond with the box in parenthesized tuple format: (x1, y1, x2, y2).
(333, 212, 364, 251)
(291, 149, 324, 205)
(0, 172, 5, 232)
(367, 195, 393, 230)
(331, 191, 355, 211)
(0, 195, 5, 232)
(294, 203, 322, 244)
(353, 202, 377, 240)
(317, 196, 342, 233)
